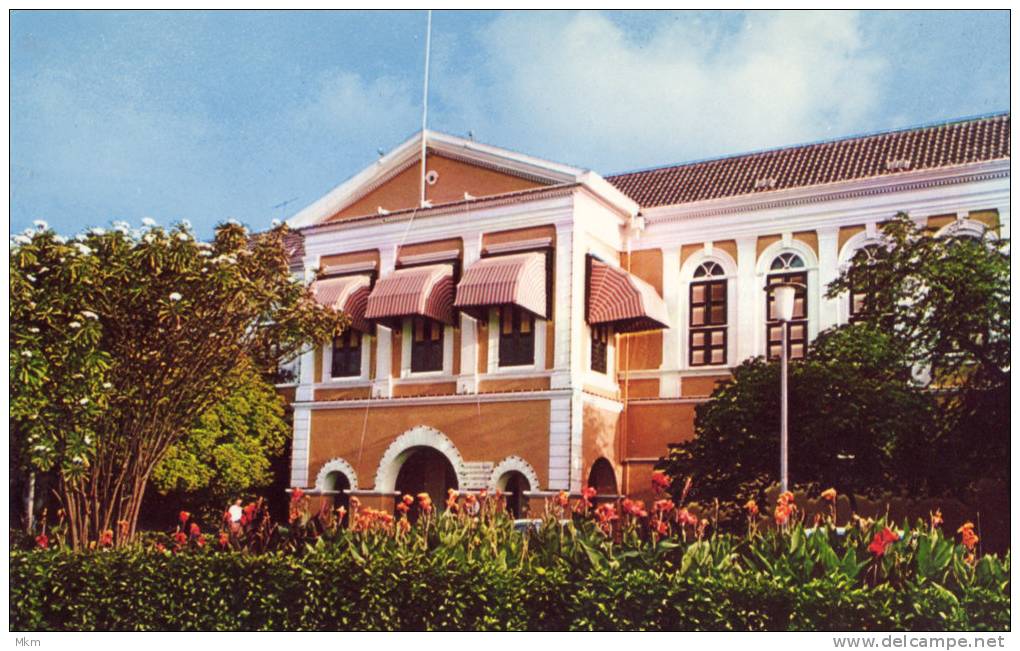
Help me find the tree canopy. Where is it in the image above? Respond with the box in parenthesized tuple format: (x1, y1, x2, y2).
(660, 213, 1009, 517)
(10, 219, 343, 547)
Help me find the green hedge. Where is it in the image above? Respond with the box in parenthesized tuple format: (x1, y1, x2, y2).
(10, 545, 1009, 631)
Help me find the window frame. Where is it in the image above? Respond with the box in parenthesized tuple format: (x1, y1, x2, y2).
(688, 273, 728, 367)
(590, 324, 610, 374)
(409, 316, 446, 374)
(765, 270, 809, 360)
(330, 328, 363, 378)
(497, 305, 536, 368)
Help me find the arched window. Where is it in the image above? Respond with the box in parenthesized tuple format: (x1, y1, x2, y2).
(766, 253, 808, 359)
(689, 261, 727, 366)
(848, 245, 886, 322)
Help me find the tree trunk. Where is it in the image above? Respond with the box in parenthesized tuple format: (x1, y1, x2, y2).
(23, 471, 35, 533)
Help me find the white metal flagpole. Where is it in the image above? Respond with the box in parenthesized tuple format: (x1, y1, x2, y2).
(419, 9, 432, 208)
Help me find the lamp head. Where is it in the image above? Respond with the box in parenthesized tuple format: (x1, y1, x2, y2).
(766, 282, 802, 322)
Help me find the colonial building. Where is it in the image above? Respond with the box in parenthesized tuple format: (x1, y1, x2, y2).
(279, 113, 1009, 513)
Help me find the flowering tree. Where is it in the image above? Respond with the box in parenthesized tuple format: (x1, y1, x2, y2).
(10, 219, 343, 548)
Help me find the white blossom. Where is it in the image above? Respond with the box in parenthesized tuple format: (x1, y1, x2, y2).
(181, 219, 192, 229)
(33, 219, 49, 230)
(90, 227, 106, 236)
(69, 321, 82, 329)
(143, 233, 155, 243)
(28, 327, 39, 333)
(197, 241, 212, 249)
(53, 235, 66, 244)
(26, 274, 35, 282)
(74, 243, 92, 256)
(13, 235, 31, 245)
(177, 232, 190, 241)
(79, 397, 89, 405)
(271, 218, 281, 227)
(21, 350, 32, 357)
(112, 221, 131, 234)
(227, 218, 241, 226)
(102, 382, 112, 389)
(169, 292, 182, 301)
(82, 311, 98, 320)
(142, 217, 157, 227)
(199, 249, 212, 257)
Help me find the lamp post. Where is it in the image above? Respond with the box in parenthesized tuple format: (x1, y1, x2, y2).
(766, 282, 802, 494)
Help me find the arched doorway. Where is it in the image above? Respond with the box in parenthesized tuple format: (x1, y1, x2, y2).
(395, 446, 459, 515)
(496, 471, 531, 519)
(323, 471, 351, 525)
(587, 458, 618, 496)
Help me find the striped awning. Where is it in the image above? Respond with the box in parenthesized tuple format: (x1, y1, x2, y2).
(311, 274, 373, 333)
(365, 263, 455, 326)
(586, 258, 670, 333)
(454, 252, 547, 319)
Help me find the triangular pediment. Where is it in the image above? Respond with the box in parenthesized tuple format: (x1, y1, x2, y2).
(289, 131, 587, 226)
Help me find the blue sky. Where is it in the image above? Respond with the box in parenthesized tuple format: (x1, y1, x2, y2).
(10, 10, 1009, 237)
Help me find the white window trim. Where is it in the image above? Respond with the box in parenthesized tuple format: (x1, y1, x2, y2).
(835, 231, 889, 326)
(584, 323, 619, 393)
(486, 307, 547, 375)
(678, 249, 738, 370)
(322, 332, 371, 383)
(400, 319, 454, 378)
(756, 239, 820, 358)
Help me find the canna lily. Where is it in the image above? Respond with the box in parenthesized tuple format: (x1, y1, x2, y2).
(402, 494, 414, 507)
(555, 491, 570, 508)
(744, 499, 759, 517)
(821, 488, 837, 502)
(958, 522, 979, 550)
(652, 499, 675, 514)
(868, 527, 899, 557)
(189, 522, 201, 538)
(99, 529, 114, 547)
(676, 508, 698, 527)
(218, 532, 230, 549)
(35, 533, 49, 549)
(291, 487, 305, 503)
(651, 470, 671, 492)
(179, 511, 190, 524)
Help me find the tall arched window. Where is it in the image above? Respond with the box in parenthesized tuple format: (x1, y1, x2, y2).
(689, 261, 727, 366)
(848, 245, 886, 322)
(766, 253, 808, 359)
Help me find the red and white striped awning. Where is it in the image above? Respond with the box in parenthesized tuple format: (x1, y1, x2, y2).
(587, 258, 670, 333)
(454, 252, 547, 319)
(365, 263, 455, 326)
(311, 274, 373, 333)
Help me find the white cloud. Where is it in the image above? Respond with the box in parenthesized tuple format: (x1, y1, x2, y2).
(454, 11, 887, 172)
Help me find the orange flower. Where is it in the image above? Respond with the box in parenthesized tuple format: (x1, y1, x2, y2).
(178, 511, 190, 524)
(336, 506, 347, 521)
(676, 508, 698, 527)
(290, 487, 305, 503)
(652, 499, 675, 514)
(774, 503, 792, 526)
(778, 491, 795, 505)
(622, 499, 648, 518)
(820, 488, 837, 502)
(744, 499, 759, 517)
(930, 509, 943, 528)
(398, 517, 411, 534)
(402, 494, 414, 506)
(958, 522, 979, 550)
(350, 496, 361, 509)
(189, 522, 201, 537)
(396, 502, 409, 514)
(417, 492, 433, 513)
(217, 532, 230, 549)
(99, 529, 114, 547)
(555, 491, 570, 508)
(653, 519, 669, 536)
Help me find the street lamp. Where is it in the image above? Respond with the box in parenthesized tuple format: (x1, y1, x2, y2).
(765, 281, 803, 494)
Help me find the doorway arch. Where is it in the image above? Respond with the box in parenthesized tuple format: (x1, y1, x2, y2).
(394, 446, 460, 509)
(587, 457, 619, 496)
(374, 425, 467, 494)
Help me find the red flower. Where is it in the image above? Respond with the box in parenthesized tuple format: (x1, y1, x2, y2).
(172, 531, 187, 547)
(396, 502, 409, 514)
(195, 534, 206, 548)
(35, 533, 49, 549)
(402, 494, 414, 506)
(653, 519, 669, 536)
(218, 532, 230, 549)
(154, 542, 166, 553)
(555, 491, 569, 508)
(653, 499, 675, 514)
(291, 487, 305, 503)
(178, 511, 190, 524)
(189, 522, 201, 538)
(651, 470, 671, 491)
(744, 499, 759, 517)
(622, 499, 648, 518)
(868, 527, 899, 557)
(821, 488, 837, 502)
(676, 508, 698, 527)
(958, 522, 979, 550)
(99, 529, 114, 547)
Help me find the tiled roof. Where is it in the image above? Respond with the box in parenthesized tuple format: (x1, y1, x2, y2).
(607, 113, 1010, 209)
(282, 230, 304, 267)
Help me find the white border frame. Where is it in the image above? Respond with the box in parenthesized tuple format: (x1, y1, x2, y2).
(678, 247, 738, 370)
(373, 425, 467, 492)
(756, 237, 819, 357)
(314, 457, 360, 491)
(486, 307, 547, 374)
(322, 332, 372, 383)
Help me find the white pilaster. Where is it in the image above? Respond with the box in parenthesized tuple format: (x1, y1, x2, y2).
(569, 390, 584, 492)
(457, 314, 479, 393)
(999, 206, 1010, 240)
(735, 236, 758, 362)
(548, 395, 571, 489)
(817, 227, 840, 331)
(659, 246, 682, 397)
(551, 224, 574, 389)
(289, 405, 311, 487)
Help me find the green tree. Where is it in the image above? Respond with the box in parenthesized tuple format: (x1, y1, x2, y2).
(661, 324, 934, 518)
(661, 213, 1009, 516)
(10, 220, 343, 548)
(149, 362, 290, 520)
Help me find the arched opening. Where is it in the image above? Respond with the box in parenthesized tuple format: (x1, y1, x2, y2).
(323, 471, 351, 525)
(587, 458, 618, 496)
(496, 471, 531, 519)
(394, 446, 458, 515)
